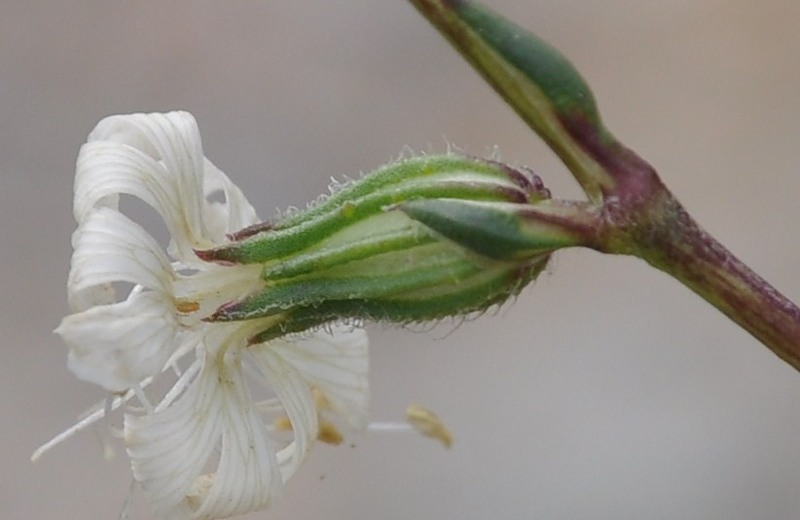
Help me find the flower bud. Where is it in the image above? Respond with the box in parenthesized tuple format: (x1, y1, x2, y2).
(199, 154, 577, 343)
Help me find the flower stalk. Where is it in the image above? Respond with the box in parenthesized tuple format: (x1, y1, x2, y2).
(408, 0, 800, 371)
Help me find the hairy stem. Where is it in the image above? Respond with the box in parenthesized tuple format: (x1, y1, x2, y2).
(579, 124, 800, 370)
(623, 193, 800, 370)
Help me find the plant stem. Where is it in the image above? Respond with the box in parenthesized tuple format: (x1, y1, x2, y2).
(603, 176, 800, 371)
(648, 203, 800, 370)
(565, 113, 800, 371)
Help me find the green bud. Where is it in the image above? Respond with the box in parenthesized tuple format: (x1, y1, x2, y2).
(200, 154, 575, 342)
(408, 0, 621, 200)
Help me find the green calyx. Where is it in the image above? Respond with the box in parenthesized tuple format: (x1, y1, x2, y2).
(198, 155, 543, 265)
(198, 0, 633, 343)
(201, 154, 584, 341)
(399, 199, 587, 261)
(248, 257, 547, 345)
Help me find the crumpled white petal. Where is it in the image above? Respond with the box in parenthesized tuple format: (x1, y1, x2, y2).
(58, 289, 179, 392)
(66, 207, 173, 311)
(57, 206, 179, 391)
(75, 112, 209, 258)
(61, 111, 261, 393)
(247, 343, 319, 480)
(263, 324, 370, 429)
(45, 110, 372, 520)
(200, 159, 258, 243)
(125, 348, 281, 520)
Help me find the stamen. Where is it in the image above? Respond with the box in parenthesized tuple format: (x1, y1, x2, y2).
(118, 479, 136, 520)
(273, 416, 292, 432)
(186, 474, 214, 511)
(153, 359, 202, 413)
(367, 405, 453, 448)
(367, 422, 413, 433)
(100, 396, 116, 460)
(31, 378, 154, 462)
(405, 404, 453, 448)
(32, 413, 105, 462)
(175, 298, 200, 314)
(132, 383, 153, 414)
(318, 421, 344, 445)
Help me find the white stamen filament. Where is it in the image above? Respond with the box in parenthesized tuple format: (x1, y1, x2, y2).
(31, 376, 154, 462)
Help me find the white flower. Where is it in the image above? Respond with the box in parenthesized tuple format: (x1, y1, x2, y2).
(40, 111, 369, 520)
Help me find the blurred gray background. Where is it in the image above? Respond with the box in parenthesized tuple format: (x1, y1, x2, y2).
(3, 1, 800, 519)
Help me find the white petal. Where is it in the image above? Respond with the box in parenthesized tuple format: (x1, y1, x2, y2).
(125, 349, 281, 520)
(201, 159, 259, 242)
(74, 141, 200, 244)
(74, 142, 171, 221)
(246, 345, 318, 480)
(89, 112, 205, 218)
(67, 207, 173, 312)
(267, 325, 370, 429)
(75, 112, 210, 259)
(57, 290, 179, 392)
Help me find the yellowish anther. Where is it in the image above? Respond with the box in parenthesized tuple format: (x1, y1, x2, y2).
(273, 416, 293, 432)
(175, 299, 200, 314)
(312, 387, 333, 412)
(405, 404, 453, 448)
(318, 421, 344, 445)
(275, 407, 344, 446)
(186, 474, 214, 510)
